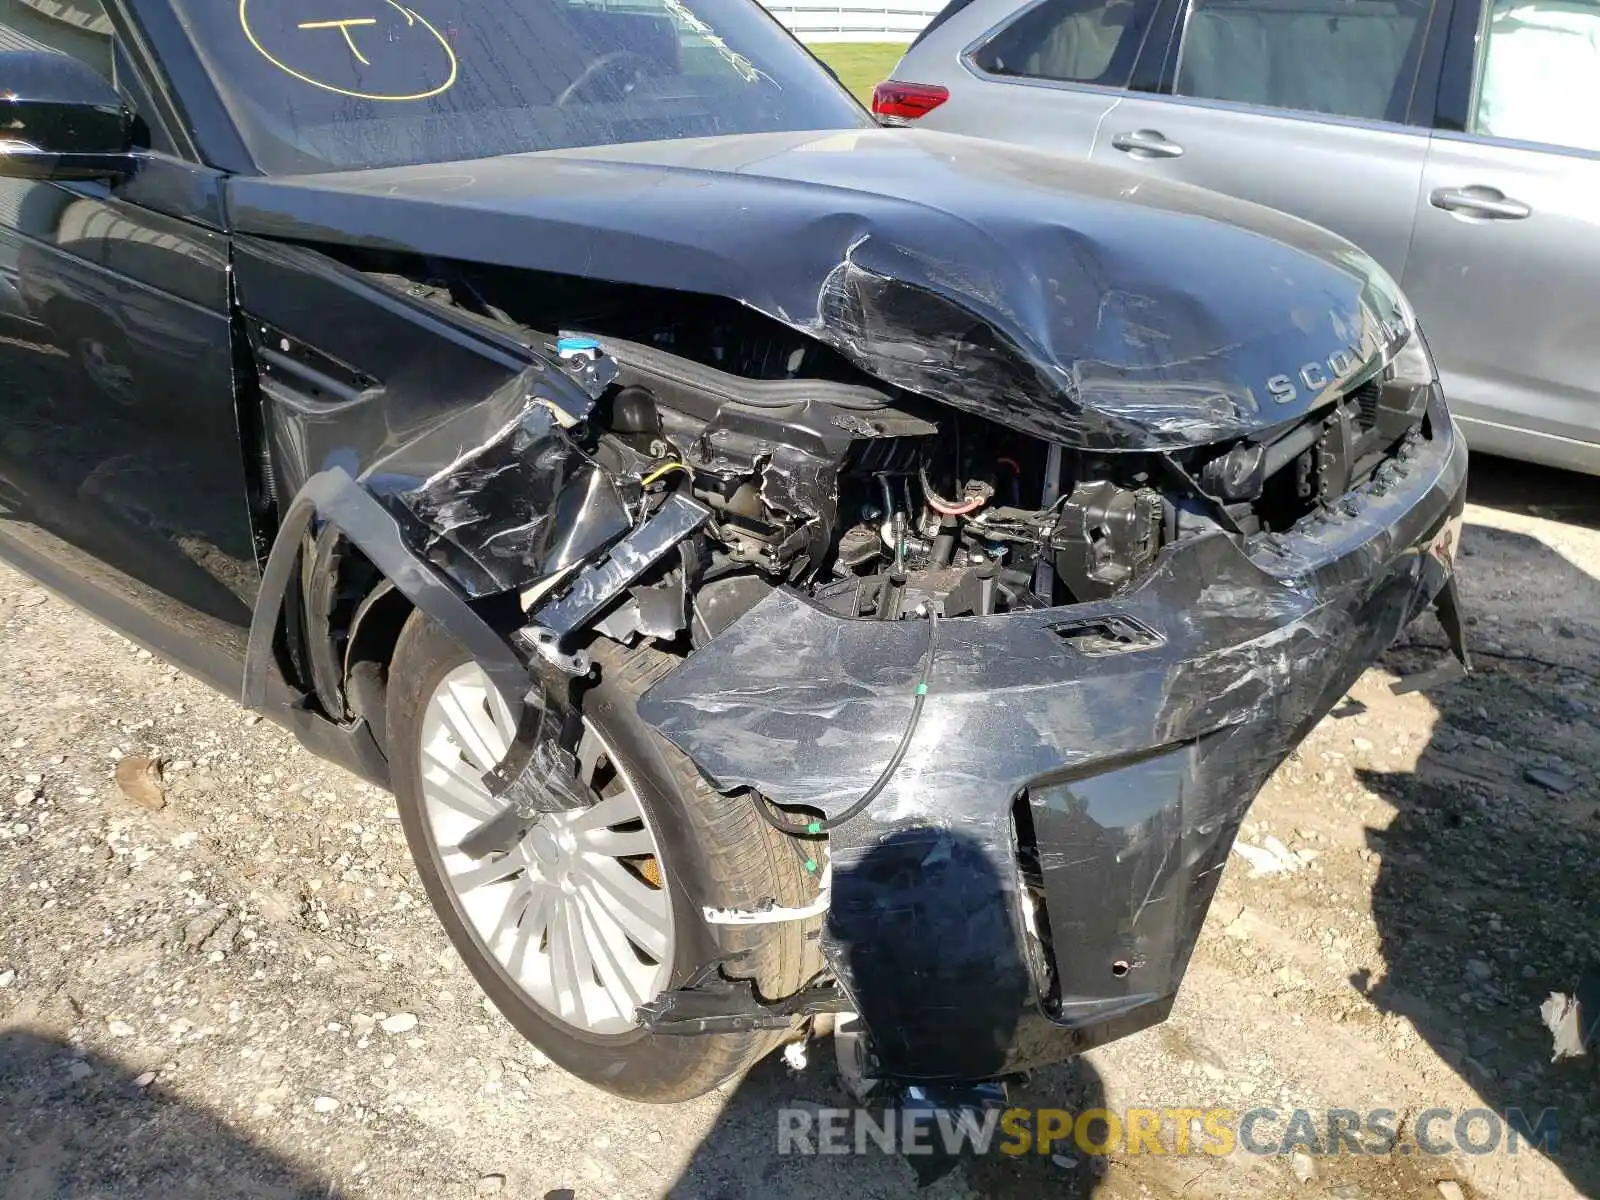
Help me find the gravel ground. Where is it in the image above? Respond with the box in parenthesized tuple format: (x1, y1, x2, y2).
(0, 456, 1595, 1200)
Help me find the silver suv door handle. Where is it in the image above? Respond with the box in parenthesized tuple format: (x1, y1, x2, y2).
(1110, 130, 1184, 159)
(1429, 186, 1531, 221)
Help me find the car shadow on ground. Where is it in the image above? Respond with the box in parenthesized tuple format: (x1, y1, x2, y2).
(1466, 454, 1600, 533)
(1359, 459, 1600, 1197)
(0, 1028, 337, 1199)
(666, 1052, 1109, 1198)
(669, 828, 1111, 1198)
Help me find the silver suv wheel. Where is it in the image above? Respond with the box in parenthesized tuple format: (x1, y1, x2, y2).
(417, 663, 674, 1035)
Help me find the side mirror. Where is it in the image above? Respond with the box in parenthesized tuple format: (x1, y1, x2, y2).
(0, 49, 134, 181)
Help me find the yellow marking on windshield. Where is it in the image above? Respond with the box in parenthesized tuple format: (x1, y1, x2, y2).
(296, 18, 378, 65)
(239, 0, 458, 102)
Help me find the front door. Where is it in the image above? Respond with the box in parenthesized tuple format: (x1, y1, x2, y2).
(1400, 0, 1600, 472)
(0, 0, 257, 689)
(1087, 0, 1440, 276)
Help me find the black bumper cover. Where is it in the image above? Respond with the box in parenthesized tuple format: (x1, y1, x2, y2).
(638, 394, 1468, 1083)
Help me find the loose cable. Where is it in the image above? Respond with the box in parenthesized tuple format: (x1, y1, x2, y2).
(640, 461, 689, 488)
(918, 466, 987, 517)
(754, 608, 940, 837)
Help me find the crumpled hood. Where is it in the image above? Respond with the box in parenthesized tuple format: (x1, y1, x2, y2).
(228, 126, 1409, 450)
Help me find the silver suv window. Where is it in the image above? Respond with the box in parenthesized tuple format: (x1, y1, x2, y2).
(1173, 0, 1433, 122)
(970, 0, 1160, 87)
(1470, 0, 1600, 152)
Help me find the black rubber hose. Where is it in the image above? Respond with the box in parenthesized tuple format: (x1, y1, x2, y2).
(754, 609, 940, 837)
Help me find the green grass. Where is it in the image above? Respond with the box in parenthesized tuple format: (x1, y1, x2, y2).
(809, 42, 909, 105)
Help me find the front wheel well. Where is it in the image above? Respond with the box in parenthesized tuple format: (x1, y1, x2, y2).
(340, 566, 416, 756)
(326, 543, 523, 758)
(244, 468, 531, 766)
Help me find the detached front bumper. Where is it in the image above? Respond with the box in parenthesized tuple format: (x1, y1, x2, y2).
(638, 393, 1467, 1083)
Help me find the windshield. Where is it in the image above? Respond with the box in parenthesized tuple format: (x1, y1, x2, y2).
(167, 0, 868, 173)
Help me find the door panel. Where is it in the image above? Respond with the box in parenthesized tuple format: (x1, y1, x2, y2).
(1402, 136, 1600, 465)
(0, 165, 258, 688)
(1089, 98, 1429, 273)
(1086, 0, 1438, 277)
(908, 0, 1172, 155)
(0, 0, 259, 683)
(920, 80, 1119, 156)
(1399, 0, 1600, 471)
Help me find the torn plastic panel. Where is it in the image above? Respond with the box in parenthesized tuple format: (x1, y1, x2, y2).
(360, 365, 629, 598)
(243, 384, 715, 868)
(636, 392, 1467, 1082)
(463, 491, 722, 855)
(241, 333, 628, 752)
(635, 960, 850, 1037)
(226, 126, 1415, 453)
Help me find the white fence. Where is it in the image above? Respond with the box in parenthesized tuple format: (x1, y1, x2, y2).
(763, 0, 942, 41)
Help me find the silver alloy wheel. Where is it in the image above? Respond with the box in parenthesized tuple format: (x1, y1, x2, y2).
(418, 663, 674, 1035)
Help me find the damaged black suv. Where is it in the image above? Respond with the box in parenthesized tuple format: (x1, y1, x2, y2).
(0, 0, 1466, 1103)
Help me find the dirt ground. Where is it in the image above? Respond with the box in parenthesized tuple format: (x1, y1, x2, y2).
(0, 456, 1595, 1200)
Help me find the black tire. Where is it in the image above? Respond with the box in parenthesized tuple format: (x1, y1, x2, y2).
(387, 612, 821, 1102)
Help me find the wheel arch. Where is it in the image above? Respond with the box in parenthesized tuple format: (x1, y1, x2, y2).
(242, 468, 529, 755)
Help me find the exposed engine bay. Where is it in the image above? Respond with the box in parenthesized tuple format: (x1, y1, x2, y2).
(229, 124, 1470, 1105)
(241, 260, 1465, 1104)
(360, 266, 1437, 644)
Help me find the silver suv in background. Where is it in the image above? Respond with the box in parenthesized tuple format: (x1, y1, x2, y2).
(879, 0, 1600, 475)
